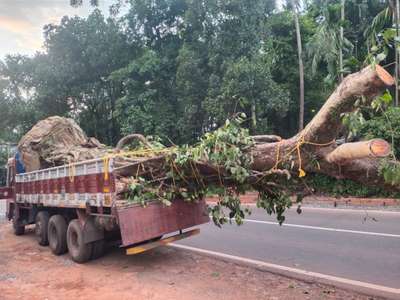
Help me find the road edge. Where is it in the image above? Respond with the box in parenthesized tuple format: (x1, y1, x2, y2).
(170, 243, 400, 300)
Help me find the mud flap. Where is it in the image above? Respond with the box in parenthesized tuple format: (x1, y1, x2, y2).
(82, 217, 104, 244)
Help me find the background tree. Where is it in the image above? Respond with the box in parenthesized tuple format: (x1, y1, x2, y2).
(0, 0, 398, 162)
(289, 0, 305, 131)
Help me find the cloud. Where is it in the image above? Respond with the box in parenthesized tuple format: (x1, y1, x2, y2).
(0, 16, 31, 34)
(0, 0, 112, 58)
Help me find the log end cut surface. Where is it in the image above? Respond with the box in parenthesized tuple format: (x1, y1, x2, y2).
(376, 65, 395, 86)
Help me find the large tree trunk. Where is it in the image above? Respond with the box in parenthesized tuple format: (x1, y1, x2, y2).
(252, 65, 395, 189)
(18, 65, 397, 197)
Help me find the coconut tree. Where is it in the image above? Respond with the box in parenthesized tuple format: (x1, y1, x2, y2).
(339, 0, 345, 82)
(366, 0, 400, 106)
(289, 0, 305, 131)
(307, 0, 353, 84)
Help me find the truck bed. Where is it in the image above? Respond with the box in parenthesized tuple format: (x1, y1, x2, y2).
(13, 158, 210, 247)
(15, 158, 118, 209)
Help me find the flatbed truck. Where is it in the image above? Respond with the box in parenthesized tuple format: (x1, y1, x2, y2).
(0, 157, 209, 263)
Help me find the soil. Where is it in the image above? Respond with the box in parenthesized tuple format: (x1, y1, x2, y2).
(0, 221, 382, 300)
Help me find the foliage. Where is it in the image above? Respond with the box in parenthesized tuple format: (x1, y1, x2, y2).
(341, 91, 400, 190)
(0, 0, 394, 145)
(307, 0, 353, 82)
(342, 91, 400, 156)
(124, 114, 293, 225)
(1, 0, 400, 226)
(379, 158, 400, 186)
(219, 56, 290, 134)
(1, 0, 316, 146)
(306, 173, 399, 198)
(358, 106, 400, 157)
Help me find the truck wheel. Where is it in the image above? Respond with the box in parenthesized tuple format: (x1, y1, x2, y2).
(91, 239, 105, 260)
(12, 218, 25, 236)
(48, 215, 68, 255)
(35, 211, 49, 246)
(67, 220, 93, 263)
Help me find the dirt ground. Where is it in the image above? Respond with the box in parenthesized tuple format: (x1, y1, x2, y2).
(0, 221, 380, 300)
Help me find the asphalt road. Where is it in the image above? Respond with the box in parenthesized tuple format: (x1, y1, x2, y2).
(177, 206, 400, 289)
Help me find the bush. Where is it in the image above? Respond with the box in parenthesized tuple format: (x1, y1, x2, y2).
(358, 107, 400, 158)
(0, 150, 7, 186)
(306, 173, 399, 198)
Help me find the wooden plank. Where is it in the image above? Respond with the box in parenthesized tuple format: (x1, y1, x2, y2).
(126, 228, 200, 255)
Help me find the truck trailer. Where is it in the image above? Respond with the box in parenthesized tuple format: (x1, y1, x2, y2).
(0, 157, 209, 263)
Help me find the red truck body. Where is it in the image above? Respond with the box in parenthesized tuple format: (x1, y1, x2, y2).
(1, 157, 209, 262)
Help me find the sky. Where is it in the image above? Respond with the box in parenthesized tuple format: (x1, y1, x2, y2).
(0, 1, 285, 60)
(0, 0, 113, 59)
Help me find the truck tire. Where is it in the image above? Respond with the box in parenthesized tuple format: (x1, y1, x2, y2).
(67, 220, 93, 263)
(35, 211, 49, 246)
(91, 239, 105, 260)
(48, 215, 68, 255)
(13, 218, 25, 236)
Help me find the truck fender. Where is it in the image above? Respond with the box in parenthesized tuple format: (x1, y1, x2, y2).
(82, 217, 104, 244)
(76, 209, 104, 244)
(6, 201, 14, 220)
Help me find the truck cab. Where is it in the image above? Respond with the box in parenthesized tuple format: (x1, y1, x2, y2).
(0, 158, 15, 220)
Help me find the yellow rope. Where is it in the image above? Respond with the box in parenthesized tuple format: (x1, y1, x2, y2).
(95, 133, 335, 185)
(68, 161, 75, 182)
(100, 147, 175, 181)
(296, 137, 306, 177)
(270, 135, 335, 178)
(272, 139, 283, 170)
(103, 156, 110, 181)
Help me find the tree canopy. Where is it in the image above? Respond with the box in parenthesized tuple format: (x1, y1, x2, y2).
(0, 0, 395, 148)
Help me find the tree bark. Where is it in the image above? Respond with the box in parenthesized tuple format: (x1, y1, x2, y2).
(251, 65, 395, 189)
(325, 139, 391, 164)
(18, 65, 397, 195)
(111, 66, 396, 193)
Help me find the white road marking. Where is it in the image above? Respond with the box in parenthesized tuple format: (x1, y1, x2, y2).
(171, 243, 400, 296)
(244, 219, 400, 238)
(290, 206, 400, 215)
(234, 203, 400, 214)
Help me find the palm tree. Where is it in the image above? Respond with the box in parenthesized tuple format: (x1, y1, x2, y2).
(366, 0, 400, 106)
(339, 0, 345, 82)
(307, 1, 353, 84)
(290, 0, 305, 131)
(395, 0, 400, 106)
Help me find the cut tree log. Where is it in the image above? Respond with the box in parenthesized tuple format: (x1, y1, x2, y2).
(16, 65, 398, 198)
(325, 139, 391, 164)
(251, 64, 396, 189)
(17, 116, 107, 172)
